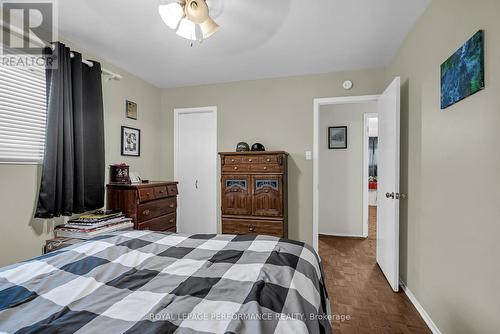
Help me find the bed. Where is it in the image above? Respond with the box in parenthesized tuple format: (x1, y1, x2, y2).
(0, 231, 331, 333)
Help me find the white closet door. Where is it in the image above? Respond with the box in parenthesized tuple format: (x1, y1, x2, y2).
(175, 107, 217, 234)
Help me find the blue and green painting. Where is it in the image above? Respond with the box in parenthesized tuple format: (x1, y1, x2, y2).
(441, 30, 484, 109)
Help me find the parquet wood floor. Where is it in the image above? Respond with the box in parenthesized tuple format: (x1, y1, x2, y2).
(319, 206, 431, 334)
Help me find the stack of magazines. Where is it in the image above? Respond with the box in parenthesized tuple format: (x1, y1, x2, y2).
(54, 210, 133, 239)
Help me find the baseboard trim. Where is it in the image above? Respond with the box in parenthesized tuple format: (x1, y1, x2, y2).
(319, 232, 365, 239)
(400, 280, 442, 334)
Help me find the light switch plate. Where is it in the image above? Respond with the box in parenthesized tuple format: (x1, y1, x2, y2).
(305, 151, 312, 160)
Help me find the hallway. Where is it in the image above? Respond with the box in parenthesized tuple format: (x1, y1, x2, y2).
(319, 206, 431, 333)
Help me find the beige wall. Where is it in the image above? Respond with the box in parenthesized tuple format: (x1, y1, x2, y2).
(387, 0, 500, 332)
(319, 102, 376, 236)
(0, 50, 162, 267)
(160, 70, 386, 244)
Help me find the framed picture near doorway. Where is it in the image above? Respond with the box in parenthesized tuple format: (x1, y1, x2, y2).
(121, 126, 141, 157)
(328, 126, 347, 149)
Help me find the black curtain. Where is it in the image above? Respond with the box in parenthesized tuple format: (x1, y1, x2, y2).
(35, 42, 105, 218)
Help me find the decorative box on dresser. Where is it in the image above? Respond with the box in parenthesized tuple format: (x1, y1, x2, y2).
(106, 181, 178, 232)
(219, 151, 288, 238)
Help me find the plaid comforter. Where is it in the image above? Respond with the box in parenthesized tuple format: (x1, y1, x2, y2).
(0, 231, 331, 333)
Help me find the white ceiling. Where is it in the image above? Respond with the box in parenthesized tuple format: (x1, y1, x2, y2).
(58, 0, 429, 88)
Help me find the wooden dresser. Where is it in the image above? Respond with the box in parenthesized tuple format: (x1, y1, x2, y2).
(106, 181, 178, 232)
(219, 151, 288, 238)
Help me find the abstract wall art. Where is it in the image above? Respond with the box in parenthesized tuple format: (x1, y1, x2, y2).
(441, 30, 485, 109)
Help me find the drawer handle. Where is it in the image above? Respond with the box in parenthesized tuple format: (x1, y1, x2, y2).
(143, 209, 151, 216)
(263, 166, 268, 170)
(169, 203, 175, 208)
(234, 166, 238, 170)
(266, 158, 271, 162)
(169, 219, 175, 224)
(265, 189, 270, 193)
(248, 224, 256, 232)
(146, 192, 151, 197)
(159, 190, 164, 194)
(248, 158, 253, 162)
(233, 189, 238, 192)
(231, 159, 235, 162)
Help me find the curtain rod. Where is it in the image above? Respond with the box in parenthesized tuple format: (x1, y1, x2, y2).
(1, 21, 123, 81)
(47, 44, 123, 81)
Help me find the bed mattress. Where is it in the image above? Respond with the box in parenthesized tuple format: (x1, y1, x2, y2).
(0, 231, 331, 333)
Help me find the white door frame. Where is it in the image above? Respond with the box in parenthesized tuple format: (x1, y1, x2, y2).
(174, 106, 218, 233)
(363, 112, 378, 238)
(312, 95, 379, 251)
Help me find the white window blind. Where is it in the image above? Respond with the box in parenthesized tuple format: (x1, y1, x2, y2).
(0, 63, 47, 164)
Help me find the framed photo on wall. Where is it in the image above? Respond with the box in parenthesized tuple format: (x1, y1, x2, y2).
(121, 126, 141, 157)
(126, 100, 137, 120)
(328, 126, 347, 149)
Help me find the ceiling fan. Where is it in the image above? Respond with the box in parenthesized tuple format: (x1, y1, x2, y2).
(158, 0, 221, 42)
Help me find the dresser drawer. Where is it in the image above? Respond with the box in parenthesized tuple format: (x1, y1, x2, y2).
(222, 164, 250, 173)
(250, 164, 282, 173)
(259, 155, 280, 164)
(138, 213, 176, 231)
(224, 156, 243, 164)
(242, 156, 258, 164)
(138, 187, 155, 202)
(222, 219, 284, 237)
(138, 197, 177, 222)
(167, 183, 178, 196)
(154, 186, 168, 199)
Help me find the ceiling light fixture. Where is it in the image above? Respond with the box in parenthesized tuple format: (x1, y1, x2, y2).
(159, 0, 219, 42)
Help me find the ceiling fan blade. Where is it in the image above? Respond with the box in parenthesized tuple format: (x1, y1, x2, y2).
(176, 18, 197, 41)
(158, 2, 184, 29)
(200, 16, 219, 39)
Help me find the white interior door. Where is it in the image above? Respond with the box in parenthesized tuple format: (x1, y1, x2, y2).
(376, 77, 401, 292)
(174, 107, 217, 234)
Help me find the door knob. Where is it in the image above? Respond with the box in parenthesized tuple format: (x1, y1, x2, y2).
(396, 193, 407, 200)
(195, 180, 198, 189)
(385, 192, 395, 199)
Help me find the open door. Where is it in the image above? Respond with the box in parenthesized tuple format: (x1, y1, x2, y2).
(376, 77, 401, 292)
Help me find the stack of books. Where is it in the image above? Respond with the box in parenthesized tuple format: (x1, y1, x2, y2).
(54, 210, 133, 239)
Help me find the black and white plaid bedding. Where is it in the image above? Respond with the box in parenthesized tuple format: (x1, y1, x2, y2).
(0, 231, 331, 333)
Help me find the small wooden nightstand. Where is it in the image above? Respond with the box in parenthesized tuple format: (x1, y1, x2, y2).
(43, 237, 83, 254)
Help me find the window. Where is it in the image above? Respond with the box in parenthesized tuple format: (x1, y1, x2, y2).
(0, 63, 47, 164)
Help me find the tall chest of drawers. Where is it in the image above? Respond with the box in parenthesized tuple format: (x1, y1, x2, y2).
(106, 181, 178, 232)
(219, 151, 288, 238)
